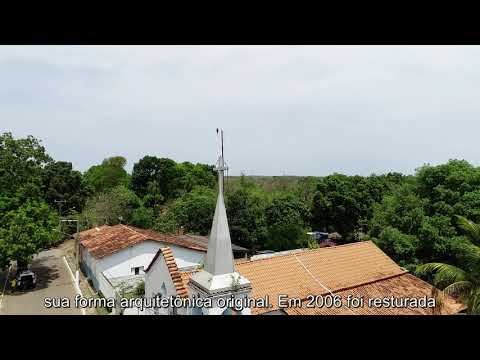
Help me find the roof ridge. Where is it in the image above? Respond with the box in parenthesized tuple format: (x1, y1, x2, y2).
(159, 247, 189, 298)
(123, 225, 203, 245)
(292, 253, 357, 315)
(312, 270, 409, 298)
(239, 241, 377, 266)
(83, 225, 210, 259)
(120, 224, 151, 241)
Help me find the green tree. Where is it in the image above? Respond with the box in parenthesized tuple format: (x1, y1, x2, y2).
(0, 132, 52, 198)
(370, 160, 480, 268)
(41, 161, 91, 213)
(265, 193, 310, 227)
(80, 185, 143, 227)
(416, 216, 480, 314)
(265, 223, 310, 252)
(141, 180, 165, 213)
(263, 193, 310, 251)
(416, 160, 480, 206)
(176, 162, 216, 194)
(0, 201, 59, 269)
(154, 186, 216, 235)
(131, 156, 180, 202)
(417, 215, 456, 262)
(130, 206, 155, 229)
(374, 226, 420, 269)
(292, 177, 318, 208)
(454, 190, 480, 222)
(0, 133, 60, 269)
(84, 156, 129, 194)
(225, 185, 268, 250)
(369, 183, 426, 238)
(311, 174, 400, 242)
(154, 209, 179, 234)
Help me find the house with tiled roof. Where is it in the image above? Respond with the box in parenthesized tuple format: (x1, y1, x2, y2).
(144, 247, 190, 315)
(145, 241, 463, 315)
(144, 137, 252, 315)
(143, 133, 464, 316)
(79, 223, 248, 299)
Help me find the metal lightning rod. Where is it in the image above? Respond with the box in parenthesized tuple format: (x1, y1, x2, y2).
(221, 129, 224, 159)
(222, 130, 227, 193)
(216, 128, 227, 194)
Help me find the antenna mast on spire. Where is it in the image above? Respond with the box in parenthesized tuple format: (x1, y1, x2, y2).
(221, 129, 224, 159)
(216, 128, 227, 194)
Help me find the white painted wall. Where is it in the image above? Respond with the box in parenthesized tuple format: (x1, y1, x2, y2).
(167, 244, 205, 270)
(80, 246, 101, 290)
(80, 240, 205, 298)
(188, 272, 252, 315)
(144, 254, 188, 315)
(97, 272, 116, 299)
(101, 241, 160, 279)
(144, 259, 253, 316)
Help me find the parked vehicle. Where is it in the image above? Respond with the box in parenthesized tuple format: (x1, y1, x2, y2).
(15, 269, 37, 291)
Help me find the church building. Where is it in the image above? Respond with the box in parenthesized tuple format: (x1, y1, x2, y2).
(142, 131, 464, 316)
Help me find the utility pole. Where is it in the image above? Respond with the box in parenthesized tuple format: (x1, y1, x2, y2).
(54, 200, 67, 229)
(60, 219, 80, 270)
(60, 219, 80, 289)
(54, 200, 66, 217)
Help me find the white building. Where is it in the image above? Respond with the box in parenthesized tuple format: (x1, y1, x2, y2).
(79, 223, 247, 300)
(142, 130, 463, 316)
(145, 146, 251, 315)
(144, 247, 190, 315)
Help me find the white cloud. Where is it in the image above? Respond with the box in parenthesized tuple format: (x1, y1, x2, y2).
(1, 45, 479, 175)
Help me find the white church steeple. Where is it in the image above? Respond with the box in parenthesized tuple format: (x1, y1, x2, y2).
(188, 129, 252, 315)
(204, 129, 235, 275)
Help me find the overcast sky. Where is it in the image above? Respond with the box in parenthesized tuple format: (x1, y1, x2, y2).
(1, 45, 479, 176)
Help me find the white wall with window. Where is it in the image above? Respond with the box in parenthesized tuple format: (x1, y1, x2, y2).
(81, 240, 205, 299)
(144, 252, 189, 316)
(131, 266, 144, 275)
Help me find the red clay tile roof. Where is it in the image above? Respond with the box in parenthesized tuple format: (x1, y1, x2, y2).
(283, 273, 463, 315)
(79, 224, 247, 259)
(160, 247, 189, 298)
(144, 247, 189, 298)
(179, 241, 463, 315)
(79, 224, 206, 259)
(129, 227, 207, 252)
(157, 233, 248, 252)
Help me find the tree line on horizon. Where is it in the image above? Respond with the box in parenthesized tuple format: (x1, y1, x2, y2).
(1, 132, 479, 312)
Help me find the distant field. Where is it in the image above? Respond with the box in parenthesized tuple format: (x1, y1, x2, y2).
(225, 175, 320, 192)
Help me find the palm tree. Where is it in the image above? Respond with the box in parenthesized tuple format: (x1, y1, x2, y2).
(416, 215, 480, 314)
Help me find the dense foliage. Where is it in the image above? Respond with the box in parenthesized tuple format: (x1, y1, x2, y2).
(0, 200, 59, 269)
(415, 216, 480, 314)
(369, 160, 480, 270)
(0, 133, 61, 268)
(80, 185, 153, 229)
(225, 180, 269, 250)
(154, 186, 217, 235)
(311, 173, 406, 242)
(42, 161, 91, 213)
(1, 131, 479, 312)
(84, 156, 130, 193)
(131, 156, 179, 203)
